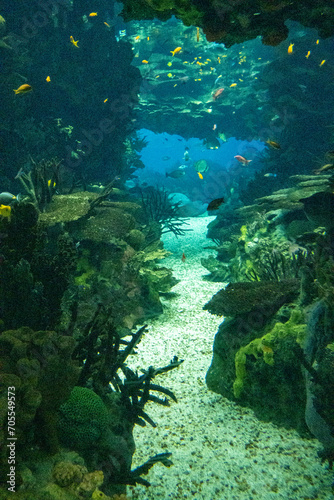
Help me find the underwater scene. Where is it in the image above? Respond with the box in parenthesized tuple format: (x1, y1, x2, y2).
(1, 1, 334, 499)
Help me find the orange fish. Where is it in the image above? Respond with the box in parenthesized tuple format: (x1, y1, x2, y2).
(13, 84, 32, 94)
(234, 155, 252, 165)
(212, 87, 224, 100)
(104, 98, 108, 103)
(70, 36, 79, 48)
(46, 76, 51, 82)
(135, 35, 140, 40)
(181, 252, 186, 262)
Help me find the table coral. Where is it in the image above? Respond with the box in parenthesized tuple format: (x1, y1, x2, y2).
(204, 279, 300, 317)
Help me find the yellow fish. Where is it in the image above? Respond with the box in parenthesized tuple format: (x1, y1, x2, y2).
(70, 36, 79, 48)
(319, 60, 326, 67)
(47, 179, 56, 188)
(142, 60, 149, 64)
(288, 43, 294, 54)
(305, 51, 311, 59)
(167, 73, 173, 78)
(13, 84, 32, 94)
(89, 12, 98, 17)
(167, 62, 172, 67)
(316, 39, 319, 44)
(46, 76, 51, 82)
(197, 172, 203, 180)
(0, 205, 11, 218)
(135, 35, 140, 40)
(104, 98, 108, 103)
(170, 47, 182, 56)
(266, 139, 281, 149)
(230, 83, 237, 87)
(104, 22, 110, 28)
(147, 37, 149, 41)
(313, 163, 334, 175)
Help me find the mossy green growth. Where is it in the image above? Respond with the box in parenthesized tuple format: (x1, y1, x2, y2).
(74, 250, 95, 288)
(233, 309, 306, 398)
(58, 387, 109, 451)
(238, 224, 248, 242)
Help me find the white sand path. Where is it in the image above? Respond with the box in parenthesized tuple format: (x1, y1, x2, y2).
(126, 217, 333, 500)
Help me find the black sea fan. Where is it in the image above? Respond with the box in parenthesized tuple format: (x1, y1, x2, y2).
(140, 187, 191, 238)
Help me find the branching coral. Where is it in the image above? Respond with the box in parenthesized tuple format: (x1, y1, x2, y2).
(140, 187, 190, 239)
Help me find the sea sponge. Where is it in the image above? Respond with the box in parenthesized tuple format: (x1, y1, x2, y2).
(57, 387, 109, 451)
(52, 461, 87, 488)
(76, 471, 104, 497)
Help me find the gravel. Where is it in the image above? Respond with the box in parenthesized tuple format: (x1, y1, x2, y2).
(126, 217, 333, 500)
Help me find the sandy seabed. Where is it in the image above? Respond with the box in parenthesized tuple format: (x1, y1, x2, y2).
(126, 217, 333, 500)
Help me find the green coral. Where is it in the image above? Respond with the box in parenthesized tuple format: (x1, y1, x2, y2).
(58, 387, 109, 452)
(233, 309, 307, 398)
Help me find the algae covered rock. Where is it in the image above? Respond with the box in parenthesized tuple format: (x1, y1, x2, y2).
(206, 307, 308, 430)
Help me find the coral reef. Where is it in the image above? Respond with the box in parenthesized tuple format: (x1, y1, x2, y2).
(0, 327, 80, 482)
